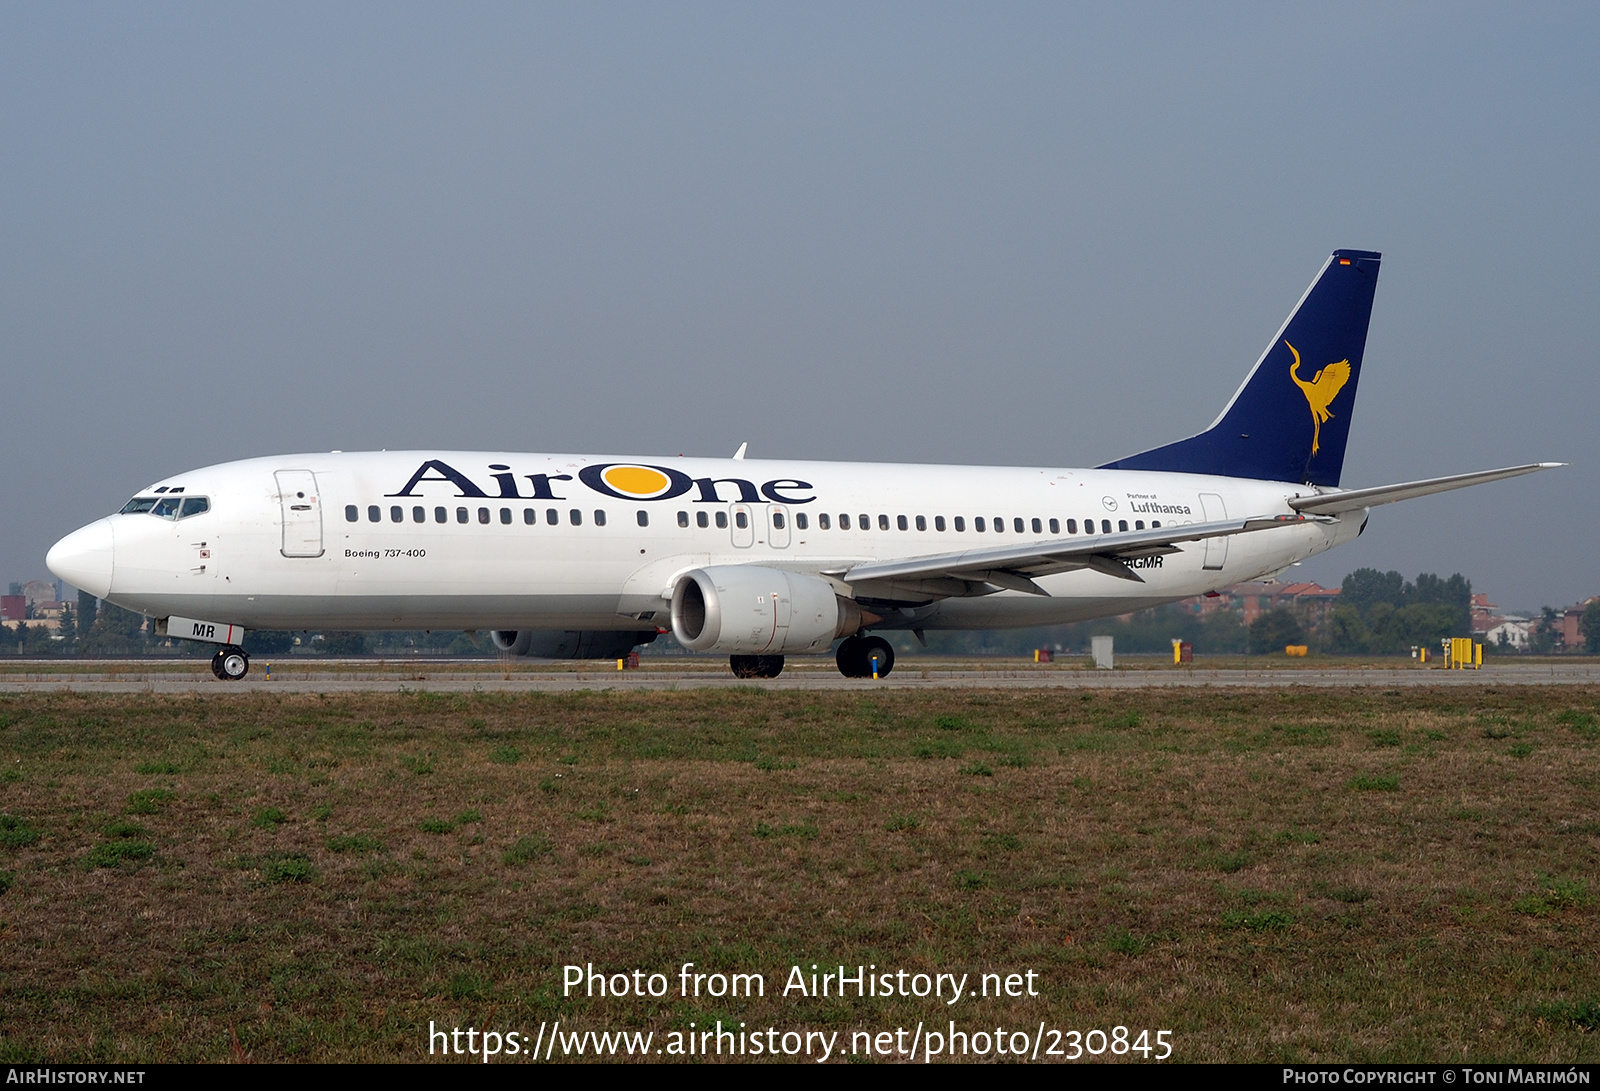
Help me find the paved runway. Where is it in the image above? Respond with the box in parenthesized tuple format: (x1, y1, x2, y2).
(1, 662, 1596, 693)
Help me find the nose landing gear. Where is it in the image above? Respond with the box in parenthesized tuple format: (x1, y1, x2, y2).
(211, 645, 250, 681)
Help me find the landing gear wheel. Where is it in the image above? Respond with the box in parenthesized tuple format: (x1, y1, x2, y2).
(729, 654, 784, 679)
(861, 636, 894, 678)
(211, 645, 250, 681)
(836, 635, 894, 678)
(836, 636, 868, 677)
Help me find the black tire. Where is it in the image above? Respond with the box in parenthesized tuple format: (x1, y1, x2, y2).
(861, 636, 894, 678)
(212, 645, 249, 681)
(835, 636, 867, 678)
(729, 654, 784, 679)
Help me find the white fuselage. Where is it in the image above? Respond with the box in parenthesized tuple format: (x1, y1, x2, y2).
(50, 451, 1363, 635)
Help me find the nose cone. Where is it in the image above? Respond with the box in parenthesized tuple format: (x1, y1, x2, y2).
(47, 519, 114, 599)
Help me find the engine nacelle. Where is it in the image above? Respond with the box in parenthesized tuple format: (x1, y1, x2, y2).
(489, 630, 657, 659)
(670, 566, 866, 654)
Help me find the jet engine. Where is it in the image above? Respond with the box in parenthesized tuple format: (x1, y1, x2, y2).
(670, 566, 868, 654)
(489, 630, 657, 659)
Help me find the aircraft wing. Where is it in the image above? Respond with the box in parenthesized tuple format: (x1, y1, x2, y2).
(837, 513, 1314, 594)
(1288, 462, 1562, 516)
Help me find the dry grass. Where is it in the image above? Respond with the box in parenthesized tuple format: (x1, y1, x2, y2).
(0, 686, 1596, 1063)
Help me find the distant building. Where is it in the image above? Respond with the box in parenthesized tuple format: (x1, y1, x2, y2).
(1558, 598, 1599, 649)
(1487, 620, 1531, 649)
(1177, 579, 1341, 627)
(0, 596, 23, 623)
(1470, 593, 1502, 635)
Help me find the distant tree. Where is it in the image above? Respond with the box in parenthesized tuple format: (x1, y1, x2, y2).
(1340, 569, 1406, 615)
(1583, 602, 1600, 655)
(243, 630, 296, 655)
(1324, 604, 1371, 654)
(1249, 609, 1306, 655)
(1330, 570, 1472, 654)
(85, 601, 148, 653)
(77, 591, 97, 641)
(1528, 607, 1560, 656)
(319, 631, 369, 656)
(57, 602, 76, 646)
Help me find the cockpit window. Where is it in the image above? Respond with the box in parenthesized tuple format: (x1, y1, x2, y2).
(131, 495, 211, 520)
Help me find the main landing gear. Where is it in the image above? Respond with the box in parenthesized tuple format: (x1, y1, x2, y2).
(729, 654, 784, 679)
(725, 636, 896, 680)
(836, 635, 894, 678)
(211, 645, 249, 681)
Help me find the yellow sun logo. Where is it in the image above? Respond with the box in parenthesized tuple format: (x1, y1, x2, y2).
(601, 465, 673, 498)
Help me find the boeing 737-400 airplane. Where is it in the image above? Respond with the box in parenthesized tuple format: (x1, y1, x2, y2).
(46, 250, 1558, 680)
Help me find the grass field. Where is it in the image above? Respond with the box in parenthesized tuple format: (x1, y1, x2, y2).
(1, 685, 1596, 1063)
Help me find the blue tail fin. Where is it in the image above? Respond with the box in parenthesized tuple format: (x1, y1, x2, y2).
(1100, 249, 1381, 487)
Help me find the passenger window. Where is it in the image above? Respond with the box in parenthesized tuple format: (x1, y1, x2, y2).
(974, 517, 985, 532)
(458, 507, 469, 524)
(935, 516, 945, 531)
(1152, 520, 1161, 528)
(180, 497, 209, 518)
(1016, 518, 1026, 533)
(819, 513, 831, 530)
(1102, 520, 1112, 534)
(994, 517, 1004, 533)
(796, 513, 808, 530)
(1066, 519, 1077, 533)
(677, 511, 688, 528)
(896, 515, 907, 531)
(594, 510, 606, 526)
(1135, 520, 1144, 530)
(413, 506, 425, 523)
(915, 515, 926, 531)
(641, 511, 653, 528)
(391, 506, 403, 523)
(697, 511, 709, 528)
(715, 511, 728, 529)
(878, 514, 889, 531)
(546, 508, 558, 525)
(839, 514, 851, 529)
(345, 505, 358, 522)
(773, 512, 786, 529)
(524, 508, 535, 525)
(1031, 518, 1041, 533)
(368, 505, 381, 522)
(735, 511, 748, 529)
(478, 507, 490, 524)
(120, 497, 159, 514)
(436, 507, 447, 523)
(954, 516, 965, 532)
(1049, 518, 1059, 534)
(570, 509, 583, 526)
(859, 514, 869, 530)
(500, 508, 512, 524)
(1118, 519, 1128, 532)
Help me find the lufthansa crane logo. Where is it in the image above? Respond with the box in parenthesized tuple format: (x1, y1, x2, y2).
(1287, 341, 1351, 456)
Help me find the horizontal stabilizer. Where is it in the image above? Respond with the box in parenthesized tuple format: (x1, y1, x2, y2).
(1288, 463, 1563, 515)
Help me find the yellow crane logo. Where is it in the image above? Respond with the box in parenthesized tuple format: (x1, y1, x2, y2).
(1287, 341, 1351, 456)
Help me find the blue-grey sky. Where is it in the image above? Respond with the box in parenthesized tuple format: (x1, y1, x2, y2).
(4, 3, 1595, 613)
